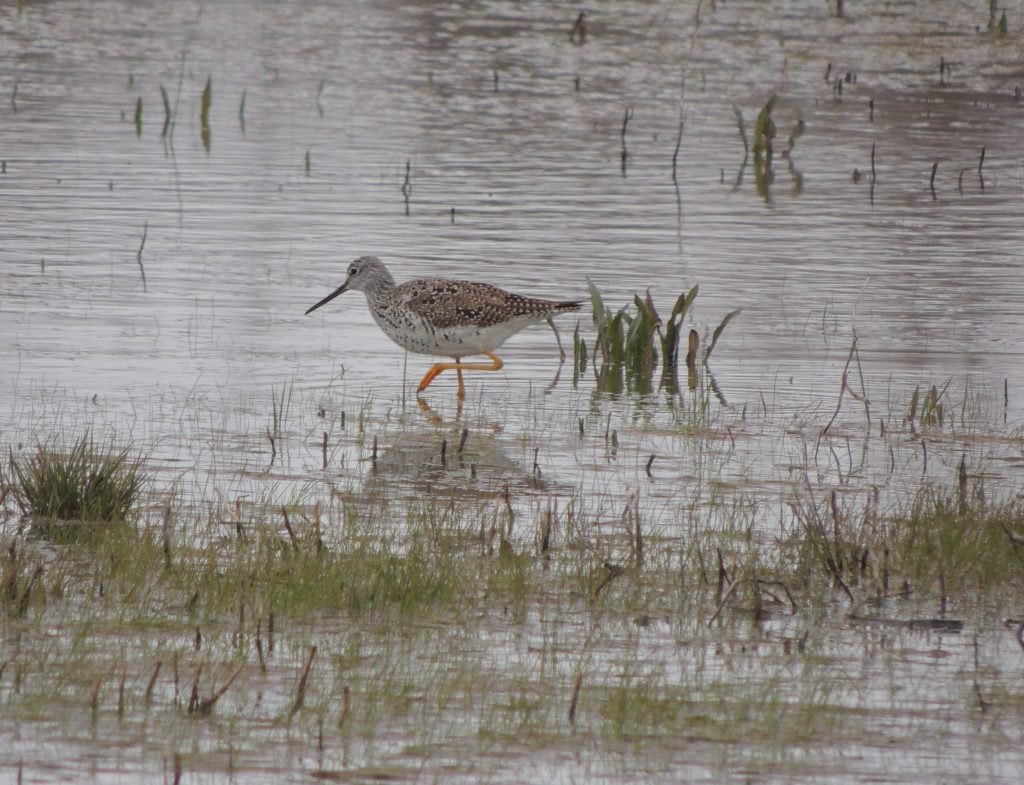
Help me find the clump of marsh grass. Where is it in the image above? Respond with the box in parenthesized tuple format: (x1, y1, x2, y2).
(4, 435, 146, 527)
(887, 487, 1024, 596)
(577, 280, 738, 395)
(786, 477, 1024, 606)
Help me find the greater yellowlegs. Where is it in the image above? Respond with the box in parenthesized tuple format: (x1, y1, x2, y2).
(305, 256, 582, 397)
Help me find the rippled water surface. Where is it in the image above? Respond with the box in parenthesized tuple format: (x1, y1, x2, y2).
(2, 1, 1024, 783)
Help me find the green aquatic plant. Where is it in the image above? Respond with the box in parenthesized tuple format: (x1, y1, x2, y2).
(578, 280, 737, 394)
(5, 434, 146, 525)
(134, 96, 143, 137)
(200, 76, 212, 152)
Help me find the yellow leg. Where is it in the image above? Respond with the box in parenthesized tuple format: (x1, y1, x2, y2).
(417, 351, 504, 395)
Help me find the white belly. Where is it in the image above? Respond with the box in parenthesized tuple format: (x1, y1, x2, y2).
(371, 308, 539, 359)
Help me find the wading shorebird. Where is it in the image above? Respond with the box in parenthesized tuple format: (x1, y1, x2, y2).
(305, 256, 582, 397)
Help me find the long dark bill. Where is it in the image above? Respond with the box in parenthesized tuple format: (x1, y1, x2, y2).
(305, 281, 349, 315)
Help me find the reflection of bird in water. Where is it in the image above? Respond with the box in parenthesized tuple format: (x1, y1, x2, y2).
(306, 256, 582, 397)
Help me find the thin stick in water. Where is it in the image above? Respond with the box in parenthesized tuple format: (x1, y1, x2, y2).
(136, 221, 148, 292)
(289, 645, 318, 719)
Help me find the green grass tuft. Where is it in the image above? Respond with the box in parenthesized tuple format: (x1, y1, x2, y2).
(5, 435, 146, 525)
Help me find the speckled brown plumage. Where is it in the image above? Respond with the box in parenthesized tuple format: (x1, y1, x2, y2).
(402, 279, 580, 329)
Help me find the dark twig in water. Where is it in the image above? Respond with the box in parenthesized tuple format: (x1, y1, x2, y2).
(568, 673, 583, 724)
(136, 221, 148, 292)
(929, 161, 938, 200)
(620, 107, 633, 176)
(978, 146, 986, 191)
(401, 160, 411, 215)
(569, 11, 586, 44)
(707, 572, 744, 627)
(160, 85, 172, 137)
(282, 507, 297, 550)
(289, 645, 318, 719)
(671, 113, 685, 183)
(161, 499, 172, 570)
(144, 661, 162, 705)
(194, 663, 245, 717)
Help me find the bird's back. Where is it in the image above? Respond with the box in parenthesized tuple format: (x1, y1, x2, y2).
(393, 278, 581, 330)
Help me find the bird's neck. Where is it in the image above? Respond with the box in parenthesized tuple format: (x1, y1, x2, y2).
(364, 278, 396, 304)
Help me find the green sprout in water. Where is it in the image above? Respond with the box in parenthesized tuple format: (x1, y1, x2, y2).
(200, 76, 212, 152)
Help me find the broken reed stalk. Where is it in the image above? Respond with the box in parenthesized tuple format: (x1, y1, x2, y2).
(401, 161, 411, 215)
(633, 490, 643, 569)
(502, 482, 515, 536)
(322, 432, 328, 469)
(289, 645, 318, 719)
(145, 661, 162, 704)
(685, 329, 699, 369)
(620, 107, 633, 174)
(569, 11, 586, 44)
(91, 671, 102, 722)
(161, 500, 172, 570)
(282, 507, 297, 550)
(338, 685, 351, 729)
(185, 668, 201, 714)
(540, 499, 553, 553)
(715, 547, 728, 604)
(707, 573, 744, 627)
(17, 565, 42, 617)
(816, 331, 870, 458)
(195, 662, 245, 716)
(958, 455, 968, 509)
(118, 666, 127, 720)
(930, 161, 939, 199)
(136, 221, 148, 292)
(255, 619, 267, 673)
(568, 673, 584, 724)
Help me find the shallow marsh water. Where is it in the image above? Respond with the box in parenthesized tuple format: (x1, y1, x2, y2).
(2, 1, 1024, 783)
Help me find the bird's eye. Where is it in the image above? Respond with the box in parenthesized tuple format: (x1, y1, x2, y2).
(349, 267, 358, 276)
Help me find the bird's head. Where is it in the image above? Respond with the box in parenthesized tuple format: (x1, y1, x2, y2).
(305, 256, 394, 315)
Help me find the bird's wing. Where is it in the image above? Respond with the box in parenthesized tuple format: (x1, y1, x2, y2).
(403, 280, 547, 329)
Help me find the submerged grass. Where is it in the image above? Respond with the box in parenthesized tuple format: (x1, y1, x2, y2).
(2, 373, 1023, 784)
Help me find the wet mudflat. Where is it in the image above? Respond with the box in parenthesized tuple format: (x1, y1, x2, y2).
(2, 1, 1024, 783)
